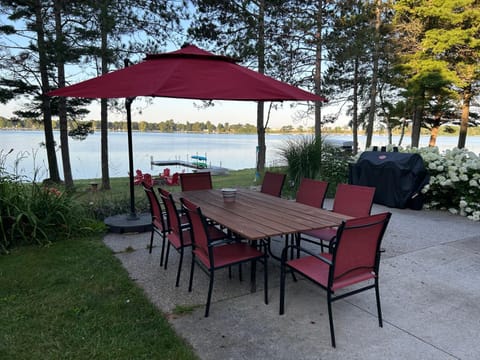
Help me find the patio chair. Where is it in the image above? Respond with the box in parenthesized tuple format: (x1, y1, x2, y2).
(181, 197, 269, 317)
(180, 172, 212, 191)
(164, 172, 180, 186)
(280, 212, 392, 347)
(159, 188, 195, 287)
(296, 178, 329, 208)
(289, 178, 329, 258)
(159, 188, 226, 287)
(299, 183, 376, 252)
(142, 183, 168, 258)
(134, 169, 144, 185)
(260, 171, 286, 197)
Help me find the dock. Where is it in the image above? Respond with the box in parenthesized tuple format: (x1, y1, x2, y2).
(150, 158, 229, 175)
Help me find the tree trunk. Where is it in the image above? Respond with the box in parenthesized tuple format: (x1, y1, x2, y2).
(365, 0, 381, 149)
(35, 0, 60, 183)
(257, 102, 266, 174)
(398, 118, 406, 146)
(54, 0, 73, 189)
(428, 116, 441, 147)
(411, 92, 424, 148)
(458, 85, 472, 149)
(100, 2, 110, 190)
(256, 0, 266, 174)
(352, 57, 359, 155)
(314, 0, 323, 138)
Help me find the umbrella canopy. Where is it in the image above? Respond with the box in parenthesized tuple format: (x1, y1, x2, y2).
(48, 45, 326, 102)
(48, 45, 326, 222)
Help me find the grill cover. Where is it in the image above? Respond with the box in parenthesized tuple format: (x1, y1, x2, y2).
(349, 151, 429, 209)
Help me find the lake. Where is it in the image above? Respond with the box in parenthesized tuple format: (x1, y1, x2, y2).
(1, 130, 479, 181)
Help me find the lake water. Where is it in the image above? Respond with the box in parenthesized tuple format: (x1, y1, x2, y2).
(1, 130, 479, 181)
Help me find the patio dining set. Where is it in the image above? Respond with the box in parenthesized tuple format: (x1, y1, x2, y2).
(142, 172, 391, 348)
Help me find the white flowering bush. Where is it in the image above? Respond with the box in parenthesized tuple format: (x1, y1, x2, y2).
(407, 147, 480, 221)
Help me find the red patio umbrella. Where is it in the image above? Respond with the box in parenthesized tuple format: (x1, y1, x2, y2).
(48, 45, 326, 222)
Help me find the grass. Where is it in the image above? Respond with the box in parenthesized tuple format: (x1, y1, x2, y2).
(0, 237, 198, 360)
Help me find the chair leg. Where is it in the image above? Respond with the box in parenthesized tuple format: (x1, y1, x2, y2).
(239, 263, 243, 282)
(279, 260, 286, 315)
(205, 270, 215, 317)
(327, 291, 336, 348)
(263, 254, 268, 305)
(149, 229, 154, 254)
(164, 242, 171, 269)
(175, 247, 183, 287)
(375, 279, 383, 327)
(188, 255, 195, 292)
(295, 233, 301, 259)
(159, 233, 166, 266)
(250, 260, 257, 293)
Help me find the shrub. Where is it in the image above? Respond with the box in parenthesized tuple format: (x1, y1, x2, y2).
(1, 151, 106, 253)
(0, 179, 106, 253)
(278, 135, 323, 189)
(279, 135, 350, 196)
(411, 147, 480, 221)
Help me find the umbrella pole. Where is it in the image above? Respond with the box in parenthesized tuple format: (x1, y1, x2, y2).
(126, 97, 138, 220)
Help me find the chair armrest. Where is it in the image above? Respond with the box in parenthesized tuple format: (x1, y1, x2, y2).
(281, 244, 332, 266)
(209, 237, 235, 247)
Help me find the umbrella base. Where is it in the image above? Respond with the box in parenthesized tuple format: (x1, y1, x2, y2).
(104, 213, 152, 234)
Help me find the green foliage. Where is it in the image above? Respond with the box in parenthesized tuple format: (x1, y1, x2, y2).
(278, 135, 323, 189)
(320, 144, 351, 195)
(279, 135, 350, 197)
(0, 178, 106, 253)
(0, 152, 106, 253)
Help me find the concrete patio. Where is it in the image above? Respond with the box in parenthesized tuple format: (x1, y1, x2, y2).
(103, 200, 480, 360)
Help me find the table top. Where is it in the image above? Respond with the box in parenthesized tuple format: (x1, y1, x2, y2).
(177, 188, 351, 241)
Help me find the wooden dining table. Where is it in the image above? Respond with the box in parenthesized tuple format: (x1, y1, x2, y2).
(177, 188, 350, 243)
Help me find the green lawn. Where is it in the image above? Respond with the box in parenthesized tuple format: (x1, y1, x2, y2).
(0, 237, 198, 360)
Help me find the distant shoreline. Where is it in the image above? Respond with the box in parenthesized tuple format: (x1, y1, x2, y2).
(1, 128, 478, 137)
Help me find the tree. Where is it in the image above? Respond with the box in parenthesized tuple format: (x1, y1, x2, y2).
(0, 0, 61, 182)
(420, 1, 480, 148)
(322, 1, 377, 154)
(189, 0, 305, 174)
(53, 0, 75, 188)
(393, 0, 480, 148)
(61, 0, 185, 190)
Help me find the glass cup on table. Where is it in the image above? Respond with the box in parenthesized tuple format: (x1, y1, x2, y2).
(221, 188, 237, 203)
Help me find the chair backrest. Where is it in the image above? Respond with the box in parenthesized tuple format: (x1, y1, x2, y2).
(296, 178, 329, 208)
(181, 197, 211, 265)
(134, 169, 144, 184)
(330, 212, 391, 290)
(158, 188, 181, 235)
(143, 184, 165, 231)
(165, 172, 180, 186)
(142, 173, 154, 188)
(332, 183, 375, 217)
(261, 172, 286, 197)
(180, 172, 213, 191)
